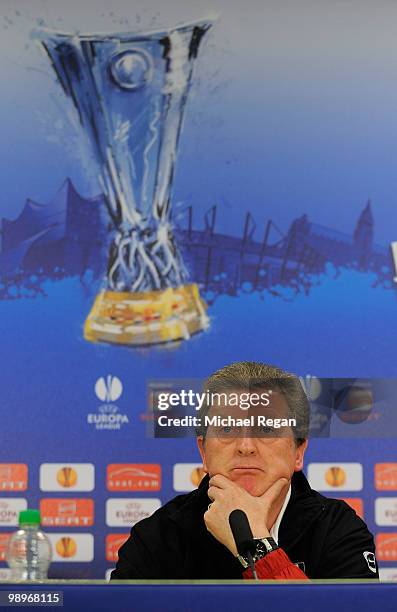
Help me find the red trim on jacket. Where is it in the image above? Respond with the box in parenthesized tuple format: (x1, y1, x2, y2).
(242, 547, 309, 580)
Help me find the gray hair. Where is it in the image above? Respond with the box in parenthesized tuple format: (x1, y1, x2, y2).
(196, 361, 309, 445)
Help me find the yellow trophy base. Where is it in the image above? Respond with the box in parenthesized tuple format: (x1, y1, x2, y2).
(83, 283, 209, 346)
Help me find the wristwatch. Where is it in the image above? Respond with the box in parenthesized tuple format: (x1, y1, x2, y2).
(237, 537, 279, 569)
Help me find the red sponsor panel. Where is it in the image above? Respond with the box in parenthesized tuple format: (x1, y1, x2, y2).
(0, 464, 28, 491)
(40, 499, 94, 527)
(106, 534, 130, 562)
(375, 464, 397, 491)
(107, 464, 161, 491)
(376, 533, 397, 561)
(0, 533, 11, 562)
(340, 498, 364, 519)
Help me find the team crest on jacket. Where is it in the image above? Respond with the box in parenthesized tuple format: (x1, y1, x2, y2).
(363, 551, 377, 573)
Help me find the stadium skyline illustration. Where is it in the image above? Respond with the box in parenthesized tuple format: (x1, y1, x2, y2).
(0, 178, 392, 304)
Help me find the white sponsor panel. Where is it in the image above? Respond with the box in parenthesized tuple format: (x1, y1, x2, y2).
(0, 499, 27, 526)
(39, 463, 94, 492)
(307, 463, 363, 491)
(173, 463, 205, 492)
(47, 533, 94, 562)
(105, 568, 115, 581)
(0, 568, 11, 580)
(379, 567, 397, 582)
(106, 499, 161, 527)
(375, 498, 397, 526)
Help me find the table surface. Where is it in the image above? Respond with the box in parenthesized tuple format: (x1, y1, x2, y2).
(0, 580, 396, 612)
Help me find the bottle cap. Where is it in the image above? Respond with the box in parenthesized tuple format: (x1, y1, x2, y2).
(18, 509, 41, 526)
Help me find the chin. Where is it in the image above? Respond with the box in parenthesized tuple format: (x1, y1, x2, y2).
(234, 474, 265, 496)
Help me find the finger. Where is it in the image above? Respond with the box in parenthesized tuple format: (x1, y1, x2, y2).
(260, 477, 289, 504)
(210, 475, 246, 496)
(203, 507, 216, 526)
(207, 486, 223, 501)
(209, 474, 233, 489)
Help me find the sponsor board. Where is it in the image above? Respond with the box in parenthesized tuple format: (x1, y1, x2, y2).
(375, 498, 397, 526)
(375, 464, 397, 491)
(173, 463, 206, 492)
(106, 534, 130, 562)
(47, 533, 94, 562)
(40, 464, 94, 492)
(107, 464, 161, 492)
(379, 567, 397, 582)
(307, 463, 363, 491)
(376, 533, 397, 561)
(0, 533, 12, 562)
(0, 499, 27, 526)
(40, 499, 94, 527)
(339, 498, 364, 519)
(106, 499, 161, 527)
(0, 464, 28, 491)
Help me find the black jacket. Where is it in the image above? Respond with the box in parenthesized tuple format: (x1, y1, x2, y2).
(111, 471, 378, 579)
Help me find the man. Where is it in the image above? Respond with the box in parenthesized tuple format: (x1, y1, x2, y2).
(111, 361, 378, 580)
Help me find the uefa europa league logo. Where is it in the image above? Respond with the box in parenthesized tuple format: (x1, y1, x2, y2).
(39, 20, 212, 346)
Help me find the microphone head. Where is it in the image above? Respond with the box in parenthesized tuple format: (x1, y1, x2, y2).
(229, 509, 256, 556)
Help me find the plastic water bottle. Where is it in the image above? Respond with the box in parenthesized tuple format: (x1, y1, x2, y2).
(6, 509, 52, 580)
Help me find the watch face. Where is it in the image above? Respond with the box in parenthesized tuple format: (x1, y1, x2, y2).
(253, 538, 278, 562)
(238, 538, 279, 568)
(254, 541, 268, 558)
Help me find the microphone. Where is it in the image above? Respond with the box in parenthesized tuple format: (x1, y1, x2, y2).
(229, 509, 257, 578)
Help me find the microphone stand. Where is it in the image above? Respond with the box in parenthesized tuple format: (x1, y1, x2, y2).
(246, 550, 258, 579)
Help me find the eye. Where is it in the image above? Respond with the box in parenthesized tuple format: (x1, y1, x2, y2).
(259, 425, 274, 435)
(222, 426, 233, 434)
(216, 425, 236, 439)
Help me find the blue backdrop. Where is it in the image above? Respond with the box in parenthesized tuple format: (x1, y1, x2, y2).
(0, 0, 397, 580)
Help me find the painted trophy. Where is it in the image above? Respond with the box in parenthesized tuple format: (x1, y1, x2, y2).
(40, 20, 212, 345)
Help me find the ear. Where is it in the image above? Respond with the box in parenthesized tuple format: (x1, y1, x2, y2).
(196, 436, 208, 472)
(294, 439, 308, 472)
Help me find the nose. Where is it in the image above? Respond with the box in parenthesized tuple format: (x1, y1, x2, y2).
(235, 431, 258, 455)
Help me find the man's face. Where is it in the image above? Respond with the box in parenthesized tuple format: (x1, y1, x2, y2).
(197, 389, 307, 496)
